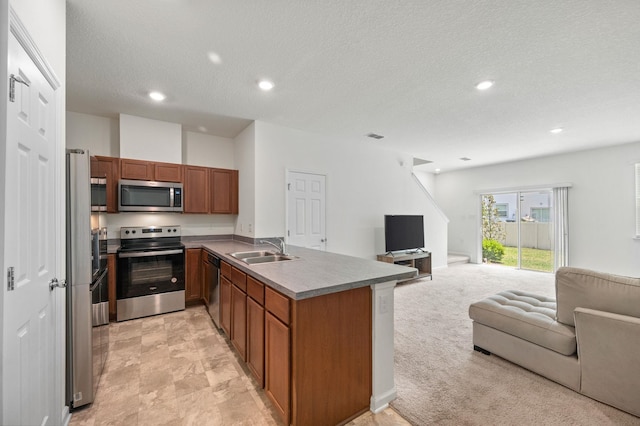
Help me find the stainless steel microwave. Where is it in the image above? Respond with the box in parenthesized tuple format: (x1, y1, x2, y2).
(118, 179, 183, 212)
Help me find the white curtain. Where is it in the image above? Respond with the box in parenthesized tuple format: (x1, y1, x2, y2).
(635, 163, 640, 238)
(553, 187, 569, 270)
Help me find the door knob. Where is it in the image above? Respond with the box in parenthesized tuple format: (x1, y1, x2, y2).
(49, 278, 67, 291)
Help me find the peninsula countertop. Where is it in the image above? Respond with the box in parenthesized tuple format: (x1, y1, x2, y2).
(188, 240, 417, 300)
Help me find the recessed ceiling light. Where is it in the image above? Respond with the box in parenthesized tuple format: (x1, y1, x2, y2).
(475, 80, 494, 91)
(258, 80, 274, 91)
(207, 51, 222, 65)
(366, 133, 384, 140)
(149, 91, 166, 101)
(550, 127, 564, 134)
(460, 157, 472, 161)
(435, 168, 441, 174)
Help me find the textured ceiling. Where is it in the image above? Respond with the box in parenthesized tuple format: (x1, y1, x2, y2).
(66, 1, 640, 172)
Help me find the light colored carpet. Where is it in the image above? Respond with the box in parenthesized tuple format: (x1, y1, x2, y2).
(391, 263, 640, 425)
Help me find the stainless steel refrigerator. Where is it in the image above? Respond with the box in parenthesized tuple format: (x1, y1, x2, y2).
(66, 149, 109, 409)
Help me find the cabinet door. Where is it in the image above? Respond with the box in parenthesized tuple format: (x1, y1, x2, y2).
(210, 168, 239, 214)
(220, 275, 232, 337)
(184, 165, 210, 213)
(231, 284, 247, 361)
(154, 162, 183, 182)
(120, 158, 153, 180)
(185, 248, 202, 302)
(265, 312, 290, 425)
(94, 156, 120, 213)
(247, 297, 265, 387)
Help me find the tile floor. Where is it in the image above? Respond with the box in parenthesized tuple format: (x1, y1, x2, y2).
(69, 305, 410, 426)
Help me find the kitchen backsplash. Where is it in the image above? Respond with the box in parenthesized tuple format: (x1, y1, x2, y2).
(104, 212, 236, 239)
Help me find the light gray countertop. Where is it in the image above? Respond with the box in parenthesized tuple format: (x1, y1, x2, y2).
(190, 240, 417, 300)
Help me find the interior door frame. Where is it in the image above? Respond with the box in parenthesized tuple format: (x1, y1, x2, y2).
(1, 6, 66, 424)
(285, 168, 328, 249)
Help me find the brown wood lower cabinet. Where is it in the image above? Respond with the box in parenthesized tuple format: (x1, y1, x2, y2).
(185, 248, 202, 302)
(289, 286, 372, 426)
(231, 284, 247, 360)
(246, 297, 265, 386)
(265, 311, 290, 425)
(220, 275, 232, 336)
(218, 263, 372, 426)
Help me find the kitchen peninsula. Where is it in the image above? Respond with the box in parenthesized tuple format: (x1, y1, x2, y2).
(193, 240, 417, 426)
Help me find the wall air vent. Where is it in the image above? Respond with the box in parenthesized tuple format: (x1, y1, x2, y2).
(367, 133, 384, 140)
(413, 157, 433, 166)
(459, 157, 472, 161)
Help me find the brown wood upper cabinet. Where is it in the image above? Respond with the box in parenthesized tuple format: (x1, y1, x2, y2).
(183, 165, 210, 213)
(120, 158, 183, 182)
(91, 155, 120, 213)
(117, 157, 238, 214)
(210, 168, 239, 214)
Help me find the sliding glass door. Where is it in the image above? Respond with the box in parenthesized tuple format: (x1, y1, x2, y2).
(481, 190, 554, 272)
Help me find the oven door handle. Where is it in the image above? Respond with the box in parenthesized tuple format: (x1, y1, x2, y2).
(118, 249, 184, 258)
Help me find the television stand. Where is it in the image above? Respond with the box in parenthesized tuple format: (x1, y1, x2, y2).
(377, 251, 432, 281)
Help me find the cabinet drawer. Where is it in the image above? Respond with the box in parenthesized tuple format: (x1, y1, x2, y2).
(265, 287, 290, 325)
(231, 266, 247, 292)
(221, 261, 232, 279)
(247, 276, 264, 305)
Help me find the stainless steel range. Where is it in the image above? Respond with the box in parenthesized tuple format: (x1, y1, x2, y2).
(116, 226, 185, 321)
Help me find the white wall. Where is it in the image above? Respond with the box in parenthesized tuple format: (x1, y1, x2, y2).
(119, 114, 182, 163)
(10, 0, 66, 75)
(183, 131, 234, 168)
(105, 213, 235, 239)
(66, 112, 119, 156)
(414, 170, 437, 194)
(233, 123, 256, 238)
(252, 121, 448, 266)
(66, 112, 238, 238)
(436, 141, 640, 276)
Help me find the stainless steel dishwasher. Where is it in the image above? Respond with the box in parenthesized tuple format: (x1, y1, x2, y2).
(205, 253, 221, 328)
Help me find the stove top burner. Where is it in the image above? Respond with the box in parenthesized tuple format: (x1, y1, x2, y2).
(118, 226, 183, 252)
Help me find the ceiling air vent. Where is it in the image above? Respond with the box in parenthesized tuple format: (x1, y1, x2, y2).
(459, 157, 472, 161)
(367, 133, 384, 140)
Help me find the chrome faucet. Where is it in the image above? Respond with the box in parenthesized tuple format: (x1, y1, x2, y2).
(260, 238, 287, 255)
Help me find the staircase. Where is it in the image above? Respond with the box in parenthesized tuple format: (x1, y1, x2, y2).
(447, 253, 470, 266)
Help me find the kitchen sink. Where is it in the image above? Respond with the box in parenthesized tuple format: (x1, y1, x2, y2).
(243, 254, 297, 264)
(228, 250, 298, 264)
(229, 250, 276, 260)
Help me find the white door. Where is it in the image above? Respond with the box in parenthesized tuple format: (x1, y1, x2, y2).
(287, 171, 326, 250)
(3, 29, 61, 425)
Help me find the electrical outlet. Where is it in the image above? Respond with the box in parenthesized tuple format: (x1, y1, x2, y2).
(379, 294, 389, 314)
(240, 223, 243, 232)
(249, 223, 252, 233)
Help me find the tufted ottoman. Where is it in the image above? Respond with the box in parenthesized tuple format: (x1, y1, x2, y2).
(469, 290, 577, 356)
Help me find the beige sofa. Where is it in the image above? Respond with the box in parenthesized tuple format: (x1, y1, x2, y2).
(469, 267, 640, 417)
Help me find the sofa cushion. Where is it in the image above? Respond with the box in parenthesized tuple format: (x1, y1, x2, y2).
(556, 267, 640, 326)
(469, 290, 576, 356)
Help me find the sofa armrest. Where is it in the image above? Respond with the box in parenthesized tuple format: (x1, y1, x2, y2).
(574, 307, 640, 417)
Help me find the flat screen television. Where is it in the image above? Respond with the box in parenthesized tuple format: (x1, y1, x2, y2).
(384, 215, 425, 253)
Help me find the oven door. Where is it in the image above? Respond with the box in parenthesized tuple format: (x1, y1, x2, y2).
(117, 249, 185, 299)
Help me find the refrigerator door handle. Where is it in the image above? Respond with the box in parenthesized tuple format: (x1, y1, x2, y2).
(49, 278, 67, 291)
